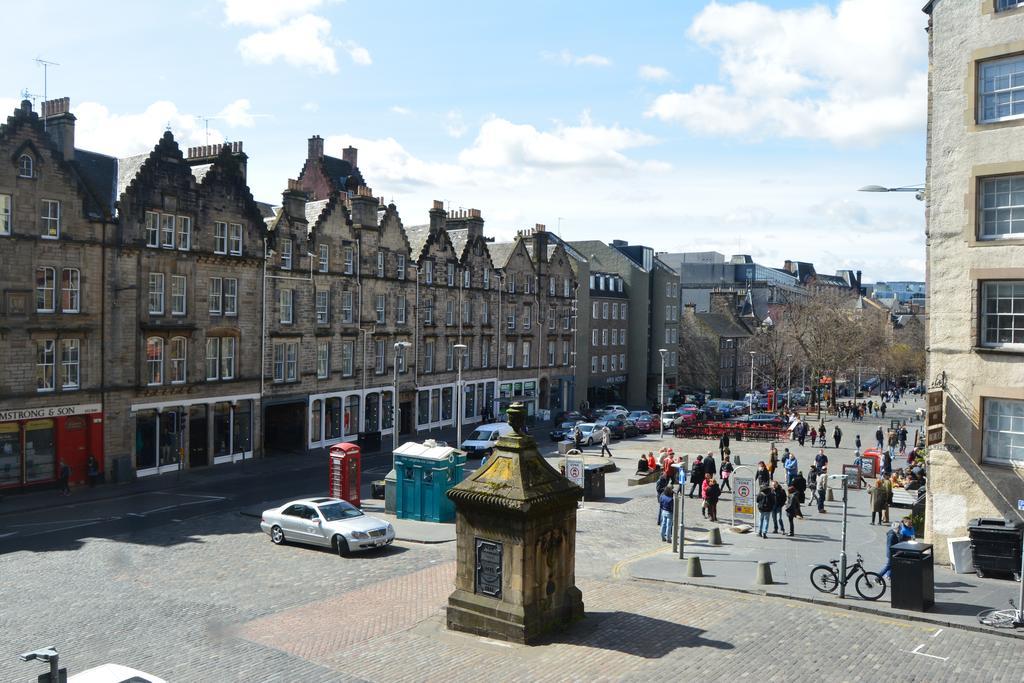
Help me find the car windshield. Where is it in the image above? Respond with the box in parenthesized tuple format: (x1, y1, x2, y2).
(559, 422, 575, 429)
(467, 429, 491, 441)
(628, 412, 646, 419)
(318, 501, 364, 521)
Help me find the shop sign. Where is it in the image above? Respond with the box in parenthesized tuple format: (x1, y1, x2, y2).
(927, 390, 944, 427)
(0, 403, 101, 422)
(926, 424, 944, 446)
(606, 375, 627, 384)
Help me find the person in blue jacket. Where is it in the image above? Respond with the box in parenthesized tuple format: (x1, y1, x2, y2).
(659, 485, 675, 542)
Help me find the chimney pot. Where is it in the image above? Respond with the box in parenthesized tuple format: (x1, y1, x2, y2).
(535, 223, 546, 232)
(432, 200, 444, 210)
(342, 145, 358, 167)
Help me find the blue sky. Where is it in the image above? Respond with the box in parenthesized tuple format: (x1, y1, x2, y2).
(2, 0, 927, 281)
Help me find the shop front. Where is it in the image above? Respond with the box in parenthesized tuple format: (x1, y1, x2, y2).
(132, 394, 256, 477)
(496, 378, 539, 418)
(462, 378, 497, 425)
(0, 402, 104, 490)
(415, 381, 456, 432)
(587, 375, 626, 408)
(308, 387, 395, 451)
(548, 374, 575, 417)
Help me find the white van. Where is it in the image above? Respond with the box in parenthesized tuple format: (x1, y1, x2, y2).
(460, 422, 516, 457)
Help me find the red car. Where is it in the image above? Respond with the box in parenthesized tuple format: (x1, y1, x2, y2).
(634, 413, 661, 433)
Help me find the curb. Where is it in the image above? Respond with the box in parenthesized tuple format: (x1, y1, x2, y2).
(631, 574, 1024, 641)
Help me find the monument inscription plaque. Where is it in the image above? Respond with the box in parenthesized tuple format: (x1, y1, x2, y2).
(475, 538, 503, 598)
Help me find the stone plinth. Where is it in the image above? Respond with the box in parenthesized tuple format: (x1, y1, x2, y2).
(446, 404, 584, 644)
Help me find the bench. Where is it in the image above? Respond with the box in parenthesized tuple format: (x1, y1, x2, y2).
(891, 487, 923, 508)
(628, 469, 661, 486)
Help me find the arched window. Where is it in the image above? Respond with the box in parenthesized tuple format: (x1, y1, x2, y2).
(18, 154, 33, 178)
(169, 337, 187, 384)
(146, 337, 164, 386)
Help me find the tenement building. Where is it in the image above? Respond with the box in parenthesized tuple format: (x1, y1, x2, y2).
(585, 271, 630, 407)
(923, 0, 1024, 562)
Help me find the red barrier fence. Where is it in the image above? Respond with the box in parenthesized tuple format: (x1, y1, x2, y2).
(674, 421, 787, 442)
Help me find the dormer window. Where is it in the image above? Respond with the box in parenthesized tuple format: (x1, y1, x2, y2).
(18, 154, 33, 178)
(281, 239, 293, 270)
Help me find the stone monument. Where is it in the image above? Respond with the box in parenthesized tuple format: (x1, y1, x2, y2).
(446, 402, 584, 644)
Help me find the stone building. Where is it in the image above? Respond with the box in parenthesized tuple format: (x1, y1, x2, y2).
(107, 134, 265, 478)
(923, 0, 1024, 562)
(0, 98, 113, 490)
(679, 292, 755, 399)
(584, 270, 630, 406)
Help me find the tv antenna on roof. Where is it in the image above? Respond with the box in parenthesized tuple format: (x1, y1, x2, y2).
(34, 57, 59, 130)
(198, 112, 271, 144)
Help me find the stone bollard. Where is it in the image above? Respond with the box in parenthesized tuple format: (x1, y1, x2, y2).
(754, 560, 774, 585)
(706, 527, 722, 546)
(686, 555, 704, 578)
(826, 488, 835, 502)
(734, 455, 741, 466)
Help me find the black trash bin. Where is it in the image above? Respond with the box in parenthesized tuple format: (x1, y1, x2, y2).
(968, 518, 1024, 581)
(583, 465, 606, 501)
(358, 431, 382, 453)
(890, 541, 935, 611)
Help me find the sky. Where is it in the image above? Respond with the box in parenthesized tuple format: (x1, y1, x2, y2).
(1, 0, 928, 282)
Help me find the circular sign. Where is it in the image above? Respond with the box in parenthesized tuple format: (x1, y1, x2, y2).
(567, 463, 583, 480)
(737, 483, 751, 498)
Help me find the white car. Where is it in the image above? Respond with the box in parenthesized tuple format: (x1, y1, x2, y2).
(69, 663, 167, 683)
(260, 497, 395, 556)
(575, 423, 599, 446)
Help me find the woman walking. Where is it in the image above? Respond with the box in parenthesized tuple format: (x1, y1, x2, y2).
(705, 477, 722, 522)
(868, 479, 887, 525)
(719, 454, 733, 493)
(768, 447, 779, 480)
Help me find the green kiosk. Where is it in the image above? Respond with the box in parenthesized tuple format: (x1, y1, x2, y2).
(394, 439, 466, 522)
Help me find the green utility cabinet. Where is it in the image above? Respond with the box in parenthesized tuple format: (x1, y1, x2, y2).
(394, 440, 466, 522)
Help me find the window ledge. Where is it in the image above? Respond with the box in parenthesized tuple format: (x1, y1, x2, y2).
(973, 345, 1024, 355)
(970, 237, 1024, 247)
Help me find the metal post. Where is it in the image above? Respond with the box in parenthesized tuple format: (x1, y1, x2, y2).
(1017, 535, 1024, 625)
(839, 477, 849, 598)
(671, 489, 680, 553)
(49, 655, 58, 683)
(455, 345, 466, 448)
(678, 487, 685, 559)
(749, 352, 755, 413)
(659, 349, 667, 439)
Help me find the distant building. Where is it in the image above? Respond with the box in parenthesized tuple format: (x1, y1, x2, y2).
(871, 281, 926, 309)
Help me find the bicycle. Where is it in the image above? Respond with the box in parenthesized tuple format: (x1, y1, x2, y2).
(809, 553, 887, 601)
(977, 599, 1023, 629)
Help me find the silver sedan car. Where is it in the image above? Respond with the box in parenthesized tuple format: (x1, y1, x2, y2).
(260, 497, 395, 556)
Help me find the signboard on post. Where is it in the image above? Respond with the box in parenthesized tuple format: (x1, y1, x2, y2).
(842, 464, 862, 490)
(565, 456, 584, 489)
(927, 389, 944, 426)
(732, 465, 755, 524)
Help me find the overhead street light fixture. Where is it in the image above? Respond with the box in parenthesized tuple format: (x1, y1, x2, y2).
(858, 184, 926, 201)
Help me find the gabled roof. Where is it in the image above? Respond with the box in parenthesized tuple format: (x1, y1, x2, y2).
(695, 313, 753, 339)
(116, 152, 149, 203)
(321, 154, 365, 193)
(487, 241, 518, 268)
(405, 224, 431, 261)
(190, 163, 213, 184)
(304, 199, 330, 229)
(447, 228, 470, 260)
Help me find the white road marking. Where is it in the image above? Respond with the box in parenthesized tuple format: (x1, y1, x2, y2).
(930, 628, 943, 638)
(901, 644, 949, 661)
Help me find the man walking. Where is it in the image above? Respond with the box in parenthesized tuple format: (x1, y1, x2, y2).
(770, 480, 788, 534)
(756, 484, 775, 539)
(815, 466, 828, 513)
(599, 426, 613, 457)
(718, 433, 730, 458)
(875, 426, 884, 450)
(833, 426, 842, 449)
(688, 455, 705, 497)
(783, 449, 799, 486)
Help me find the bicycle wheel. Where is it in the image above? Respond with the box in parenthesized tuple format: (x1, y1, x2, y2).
(978, 608, 1022, 629)
(810, 565, 839, 593)
(854, 571, 887, 601)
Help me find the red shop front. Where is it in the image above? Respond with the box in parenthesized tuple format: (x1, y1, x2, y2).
(0, 403, 104, 490)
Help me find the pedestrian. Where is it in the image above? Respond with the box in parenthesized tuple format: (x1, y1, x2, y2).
(868, 478, 887, 525)
(756, 484, 775, 538)
(882, 449, 892, 478)
(768, 447, 779, 480)
(86, 454, 99, 488)
(705, 477, 722, 522)
(792, 470, 807, 516)
(797, 422, 806, 447)
(573, 425, 583, 451)
(818, 428, 827, 448)
(815, 466, 828, 513)
(701, 472, 713, 518)
(809, 427, 817, 447)
(659, 484, 675, 542)
(878, 522, 901, 578)
(881, 474, 893, 523)
(785, 485, 801, 536)
(755, 460, 770, 487)
(898, 516, 916, 541)
(855, 434, 862, 450)
(718, 433, 730, 457)
(783, 449, 798, 485)
(880, 402, 887, 418)
(875, 426, 884, 450)
(852, 449, 867, 488)
(58, 459, 71, 496)
(688, 455, 705, 497)
(719, 454, 733, 492)
(898, 426, 908, 454)
(655, 469, 672, 523)
(599, 426, 613, 457)
(833, 426, 842, 449)
(814, 448, 828, 472)
(702, 451, 717, 482)
(771, 480, 788, 534)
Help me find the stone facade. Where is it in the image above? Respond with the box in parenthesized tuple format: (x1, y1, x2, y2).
(924, 0, 1024, 562)
(585, 271, 630, 406)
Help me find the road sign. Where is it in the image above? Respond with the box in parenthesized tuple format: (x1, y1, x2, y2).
(732, 465, 755, 524)
(565, 457, 584, 488)
(1018, 499, 1024, 511)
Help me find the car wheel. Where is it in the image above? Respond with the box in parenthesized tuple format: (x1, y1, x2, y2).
(270, 525, 285, 545)
(334, 535, 350, 557)
(586, 437, 593, 446)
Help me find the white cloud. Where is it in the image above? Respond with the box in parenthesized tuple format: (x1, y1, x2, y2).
(322, 135, 470, 190)
(638, 65, 672, 82)
(342, 40, 372, 66)
(458, 111, 658, 170)
(217, 99, 257, 127)
(646, 0, 927, 145)
(237, 14, 338, 74)
(390, 105, 412, 115)
(71, 100, 227, 157)
(445, 110, 467, 139)
(222, 0, 326, 27)
(542, 49, 612, 67)
(302, 101, 319, 112)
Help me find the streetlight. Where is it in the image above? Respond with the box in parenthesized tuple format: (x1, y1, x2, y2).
(858, 184, 925, 201)
(454, 344, 468, 448)
(658, 348, 668, 439)
(392, 341, 411, 460)
(786, 354, 793, 410)
(749, 351, 756, 414)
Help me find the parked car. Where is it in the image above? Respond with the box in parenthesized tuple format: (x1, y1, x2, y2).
(260, 498, 395, 556)
(460, 422, 516, 457)
(69, 664, 168, 683)
(576, 423, 599, 446)
(634, 413, 661, 433)
(555, 410, 586, 424)
(596, 418, 627, 439)
(661, 410, 681, 427)
(745, 413, 788, 426)
(729, 401, 751, 416)
(550, 421, 579, 442)
(601, 404, 628, 413)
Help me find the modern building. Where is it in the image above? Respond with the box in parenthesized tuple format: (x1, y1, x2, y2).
(923, 0, 1024, 562)
(871, 281, 926, 309)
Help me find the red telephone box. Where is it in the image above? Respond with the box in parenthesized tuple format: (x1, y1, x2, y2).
(329, 442, 362, 507)
(860, 448, 881, 479)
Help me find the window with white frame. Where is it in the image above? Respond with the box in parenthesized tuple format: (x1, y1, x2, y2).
(61, 338, 80, 389)
(221, 337, 236, 379)
(601, 355, 607, 372)
(463, 268, 471, 288)
(319, 244, 330, 272)
(522, 340, 531, 368)
(979, 55, 1024, 124)
(621, 303, 628, 320)
(342, 291, 353, 322)
(508, 274, 515, 294)
(145, 212, 159, 247)
(981, 281, 1024, 347)
(424, 341, 435, 373)
(224, 278, 237, 316)
(0, 193, 11, 235)
(592, 302, 599, 319)
(375, 339, 385, 374)
(523, 305, 532, 330)
(983, 397, 1024, 465)
(611, 329, 617, 345)
(37, 339, 55, 391)
(446, 342, 454, 371)
(148, 273, 164, 315)
(592, 329, 598, 346)
(445, 299, 454, 326)
(177, 216, 191, 250)
(281, 239, 293, 269)
(481, 341, 490, 368)
(273, 342, 299, 382)
(562, 340, 570, 365)
(447, 262, 455, 286)
(377, 294, 387, 324)
(482, 300, 490, 325)
(591, 356, 598, 372)
(316, 290, 330, 324)
(343, 247, 354, 274)
(611, 354, 618, 372)
(171, 275, 186, 315)
(602, 302, 609, 319)
(376, 251, 385, 278)
(317, 340, 330, 378)
(424, 298, 434, 325)
(397, 296, 407, 324)
(169, 337, 186, 384)
(548, 307, 556, 330)
(620, 353, 626, 370)
(36, 266, 55, 312)
(483, 267, 490, 289)
(602, 329, 608, 346)
(563, 277, 571, 297)
(146, 337, 164, 385)
(341, 341, 354, 376)
(563, 310, 571, 330)
(206, 338, 220, 380)
(548, 277, 555, 296)
(228, 223, 243, 255)
(548, 340, 555, 366)
(506, 341, 515, 368)
(397, 254, 406, 280)
(980, 175, 1024, 239)
(160, 214, 174, 248)
(507, 308, 516, 331)
(279, 289, 293, 324)
(463, 300, 472, 324)
(397, 344, 407, 372)
(425, 260, 433, 284)
(525, 276, 533, 295)
(612, 303, 618, 320)
(40, 199, 60, 238)
(666, 305, 672, 321)
(214, 222, 228, 254)
(19, 154, 33, 178)
(209, 278, 222, 315)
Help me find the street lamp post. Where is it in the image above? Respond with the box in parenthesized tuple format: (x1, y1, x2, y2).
(786, 354, 793, 410)
(454, 344, 468, 448)
(858, 184, 925, 201)
(392, 341, 411, 462)
(749, 351, 756, 414)
(658, 348, 667, 439)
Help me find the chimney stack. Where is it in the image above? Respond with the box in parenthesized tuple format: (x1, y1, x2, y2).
(282, 178, 308, 221)
(186, 141, 247, 180)
(343, 146, 358, 167)
(709, 291, 738, 317)
(429, 200, 447, 235)
(350, 184, 378, 228)
(41, 97, 75, 161)
(532, 223, 549, 266)
(308, 135, 324, 160)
